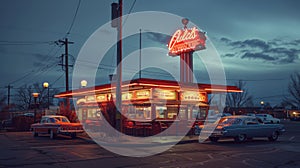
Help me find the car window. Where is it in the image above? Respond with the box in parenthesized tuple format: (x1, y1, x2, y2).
(244, 118, 259, 125)
(61, 117, 70, 123)
(47, 118, 57, 123)
(55, 117, 70, 123)
(41, 118, 47, 123)
(219, 118, 242, 125)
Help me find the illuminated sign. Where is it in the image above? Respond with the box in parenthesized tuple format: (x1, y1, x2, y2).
(96, 94, 107, 102)
(85, 95, 96, 102)
(76, 98, 86, 105)
(168, 27, 206, 56)
(180, 91, 207, 102)
(153, 89, 177, 100)
(135, 89, 151, 99)
(122, 92, 133, 101)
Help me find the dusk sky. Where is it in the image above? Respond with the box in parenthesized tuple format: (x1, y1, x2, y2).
(1, 0, 299, 107)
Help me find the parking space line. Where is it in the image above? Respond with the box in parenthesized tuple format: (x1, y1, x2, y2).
(289, 136, 295, 141)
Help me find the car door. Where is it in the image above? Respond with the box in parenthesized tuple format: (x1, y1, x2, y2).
(244, 118, 262, 137)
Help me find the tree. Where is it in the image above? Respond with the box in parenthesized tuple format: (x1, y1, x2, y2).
(284, 72, 300, 109)
(0, 90, 6, 111)
(15, 83, 59, 111)
(226, 80, 253, 108)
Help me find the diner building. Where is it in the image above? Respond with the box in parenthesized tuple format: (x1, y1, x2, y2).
(55, 78, 242, 136)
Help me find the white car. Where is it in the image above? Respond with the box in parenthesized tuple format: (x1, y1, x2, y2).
(256, 114, 280, 124)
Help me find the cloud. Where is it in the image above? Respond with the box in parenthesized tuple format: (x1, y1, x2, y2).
(220, 37, 300, 64)
(227, 38, 270, 50)
(241, 52, 275, 61)
(145, 32, 171, 45)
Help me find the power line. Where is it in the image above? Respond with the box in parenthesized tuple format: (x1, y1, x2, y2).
(65, 0, 82, 37)
(122, 0, 136, 27)
(52, 73, 65, 86)
(0, 40, 54, 46)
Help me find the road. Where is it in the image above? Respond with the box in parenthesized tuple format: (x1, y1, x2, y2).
(0, 120, 299, 168)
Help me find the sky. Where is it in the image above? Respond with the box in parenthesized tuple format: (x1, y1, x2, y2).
(0, 0, 300, 107)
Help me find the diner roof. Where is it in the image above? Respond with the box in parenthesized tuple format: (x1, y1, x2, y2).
(55, 78, 242, 98)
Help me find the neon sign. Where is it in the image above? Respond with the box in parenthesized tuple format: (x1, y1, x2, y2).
(180, 91, 207, 102)
(168, 27, 206, 56)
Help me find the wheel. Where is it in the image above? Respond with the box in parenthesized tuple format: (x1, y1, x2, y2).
(71, 133, 77, 139)
(234, 134, 246, 142)
(50, 130, 56, 139)
(268, 131, 279, 141)
(209, 137, 219, 142)
(270, 120, 274, 124)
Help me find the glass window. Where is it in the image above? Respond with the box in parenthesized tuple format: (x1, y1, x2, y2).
(125, 105, 151, 120)
(191, 106, 207, 120)
(60, 117, 70, 123)
(219, 118, 242, 125)
(156, 106, 167, 119)
(47, 118, 57, 123)
(41, 118, 47, 123)
(179, 107, 187, 120)
(167, 107, 178, 119)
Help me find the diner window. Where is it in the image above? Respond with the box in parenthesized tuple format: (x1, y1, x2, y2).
(126, 105, 151, 120)
(156, 106, 167, 119)
(179, 107, 187, 120)
(167, 107, 178, 119)
(155, 105, 179, 120)
(191, 106, 207, 120)
(87, 108, 100, 119)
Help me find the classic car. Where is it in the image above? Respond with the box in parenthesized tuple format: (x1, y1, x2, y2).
(31, 115, 84, 139)
(208, 115, 285, 142)
(256, 114, 280, 124)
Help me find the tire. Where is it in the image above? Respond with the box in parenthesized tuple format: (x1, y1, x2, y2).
(234, 134, 246, 142)
(209, 137, 219, 142)
(268, 131, 279, 141)
(33, 130, 38, 137)
(270, 120, 274, 124)
(50, 130, 56, 139)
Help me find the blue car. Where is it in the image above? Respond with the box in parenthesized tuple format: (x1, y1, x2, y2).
(207, 115, 285, 142)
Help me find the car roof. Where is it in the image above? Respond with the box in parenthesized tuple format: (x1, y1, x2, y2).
(42, 115, 68, 118)
(223, 115, 256, 119)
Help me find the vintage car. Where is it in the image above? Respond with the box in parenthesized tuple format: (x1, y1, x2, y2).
(208, 115, 285, 142)
(256, 114, 281, 124)
(31, 115, 84, 139)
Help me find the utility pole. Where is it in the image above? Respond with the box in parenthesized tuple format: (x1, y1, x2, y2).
(58, 38, 74, 91)
(5, 85, 12, 111)
(57, 38, 74, 117)
(111, 0, 123, 132)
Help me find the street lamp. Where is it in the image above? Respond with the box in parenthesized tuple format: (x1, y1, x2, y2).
(43, 82, 50, 110)
(260, 101, 264, 112)
(81, 80, 87, 88)
(32, 92, 39, 123)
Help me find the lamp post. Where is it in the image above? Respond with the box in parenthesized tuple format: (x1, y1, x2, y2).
(32, 92, 39, 123)
(260, 101, 264, 113)
(43, 82, 50, 110)
(80, 80, 87, 88)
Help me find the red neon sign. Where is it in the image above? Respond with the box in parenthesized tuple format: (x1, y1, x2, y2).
(168, 27, 206, 56)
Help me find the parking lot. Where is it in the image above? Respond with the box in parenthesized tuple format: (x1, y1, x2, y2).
(0, 120, 299, 168)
